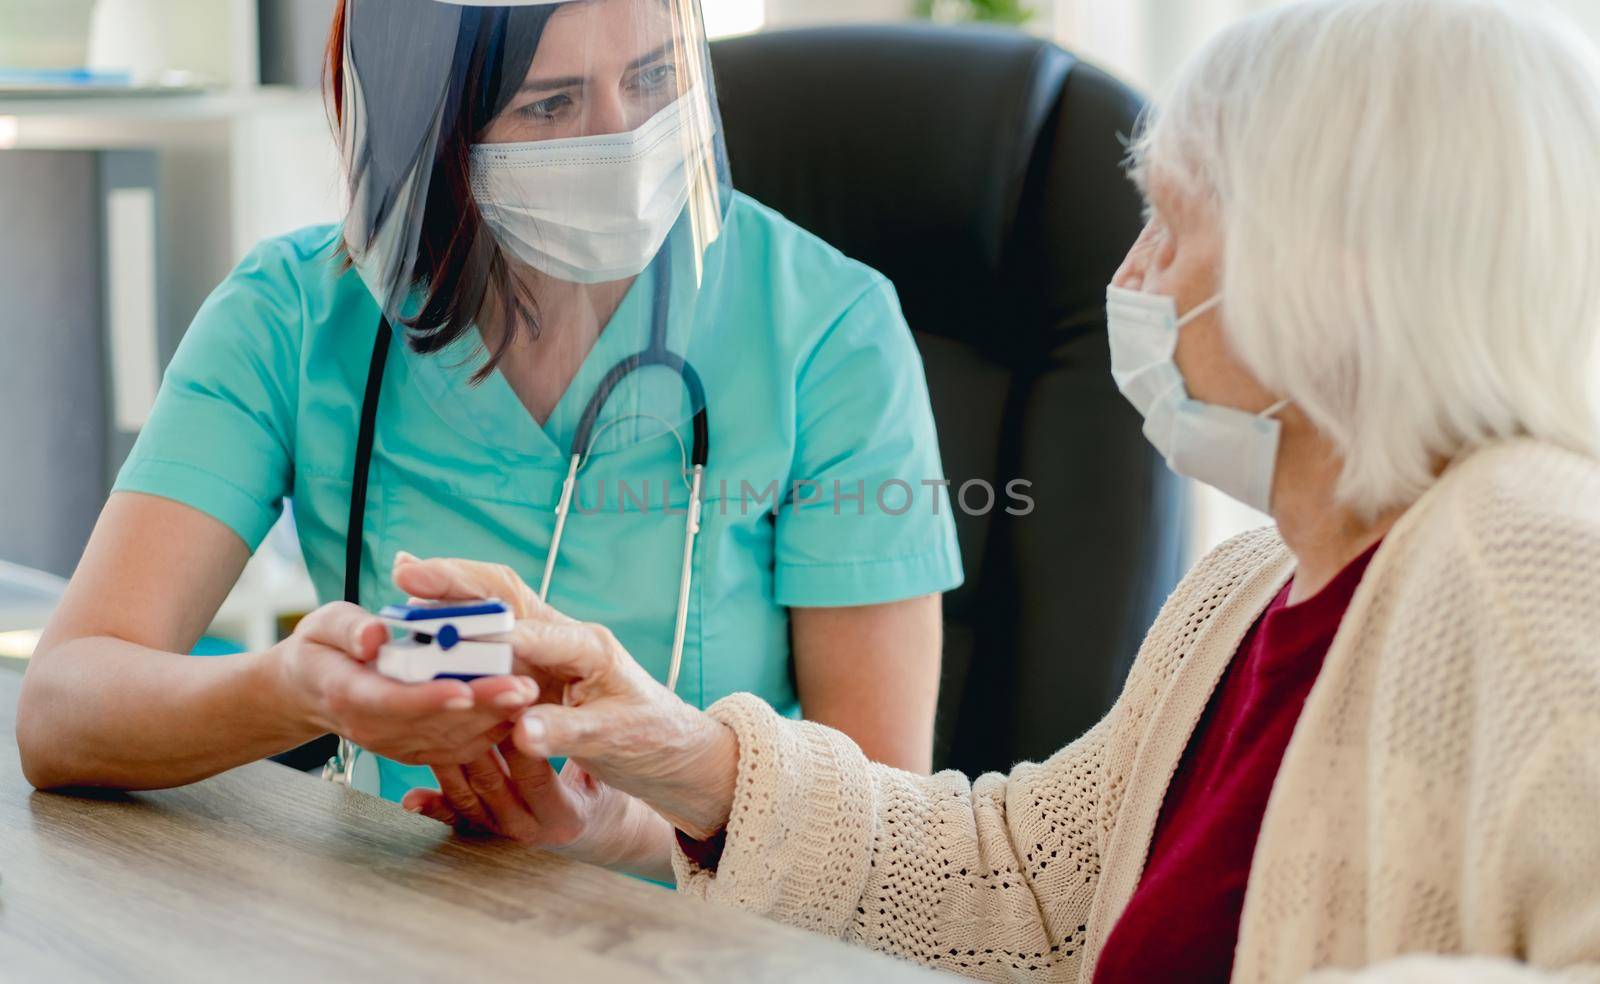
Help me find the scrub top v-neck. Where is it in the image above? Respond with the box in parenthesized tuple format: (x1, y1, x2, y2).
(403, 228, 697, 463)
(115, 192, 965, 802)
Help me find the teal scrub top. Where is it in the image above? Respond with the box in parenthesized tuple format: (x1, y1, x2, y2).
(115, 192, 964, 801)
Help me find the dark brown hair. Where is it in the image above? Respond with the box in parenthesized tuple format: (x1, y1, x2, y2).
(326, 1, 555, 379)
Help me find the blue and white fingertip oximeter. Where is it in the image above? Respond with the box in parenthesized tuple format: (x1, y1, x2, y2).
(375, 599, 513, 683)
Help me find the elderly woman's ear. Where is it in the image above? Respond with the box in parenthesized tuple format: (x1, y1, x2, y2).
(1111, 219, 1169, 291)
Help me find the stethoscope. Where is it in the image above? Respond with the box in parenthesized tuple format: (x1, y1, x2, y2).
(327, 256, 709, 785)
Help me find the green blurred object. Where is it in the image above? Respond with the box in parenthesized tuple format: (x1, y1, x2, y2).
(912, 0, 1035, 25)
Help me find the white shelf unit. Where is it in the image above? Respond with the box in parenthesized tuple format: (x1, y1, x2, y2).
(2, 3, 336, 651)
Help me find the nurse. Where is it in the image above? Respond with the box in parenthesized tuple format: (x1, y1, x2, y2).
(17, 0, 962, 800)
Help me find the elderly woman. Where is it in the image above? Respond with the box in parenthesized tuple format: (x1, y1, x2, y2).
(385, 0, 1600, 979)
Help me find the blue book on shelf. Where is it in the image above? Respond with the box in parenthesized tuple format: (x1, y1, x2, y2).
(0, 68, 135, 89)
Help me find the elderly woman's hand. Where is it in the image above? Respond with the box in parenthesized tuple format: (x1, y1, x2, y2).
(392, 555, 739, 846)
(401, 741, 678, 881)
(505, 616, 740, 841)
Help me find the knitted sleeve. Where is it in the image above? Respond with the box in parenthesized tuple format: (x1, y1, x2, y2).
(673, 693, 1115, 981)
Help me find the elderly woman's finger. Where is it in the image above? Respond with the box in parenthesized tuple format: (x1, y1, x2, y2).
(460, 754, 532, 838)
(504, 621, 615, 681)
(401, 788, 458, 826)
(499, 739, 584, 840)
(434, 765, 496, 832)
(391, 554, 567, 623)
(514, 704, 604, 761)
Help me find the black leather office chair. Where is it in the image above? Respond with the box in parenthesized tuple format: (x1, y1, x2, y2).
(710, 24, 1188, 775)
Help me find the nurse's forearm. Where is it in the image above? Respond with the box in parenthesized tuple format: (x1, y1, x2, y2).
(791, 595, 944, 774)
(16, 636, 318, 791)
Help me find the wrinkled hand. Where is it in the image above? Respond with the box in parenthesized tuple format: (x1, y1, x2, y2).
(393, 554, 740, 842)
(273, 601, 539, 766)
(401, 739, 676, 881)
(506, 617, 739, 840)
(393, 554, 677, 875)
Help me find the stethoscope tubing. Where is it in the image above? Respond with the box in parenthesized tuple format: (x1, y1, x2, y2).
(331, 253, 709, 784)
(541, 257, 708, 691)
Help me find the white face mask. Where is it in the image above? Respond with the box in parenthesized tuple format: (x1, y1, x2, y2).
(469, 88, 700, 285)
(1106, 284, 1289, 514)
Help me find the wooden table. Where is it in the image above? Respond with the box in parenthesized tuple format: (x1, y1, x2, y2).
(0, 670, 940, 982)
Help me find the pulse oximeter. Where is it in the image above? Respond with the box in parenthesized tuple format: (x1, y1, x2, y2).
(375, 599, 514, 683)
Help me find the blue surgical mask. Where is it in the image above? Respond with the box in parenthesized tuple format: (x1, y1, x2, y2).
(1106, 285, 1289, 514)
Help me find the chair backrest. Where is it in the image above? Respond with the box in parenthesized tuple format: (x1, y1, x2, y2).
(709, 24, 1188, 774)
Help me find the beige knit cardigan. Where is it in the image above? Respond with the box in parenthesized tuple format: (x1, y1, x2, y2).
(674, 439, 1600, 982)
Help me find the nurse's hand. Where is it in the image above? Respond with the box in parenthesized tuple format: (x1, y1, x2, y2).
(401, 740, 676, 881)
(273, 602, 540, 766)
(390, 554, 737, 840)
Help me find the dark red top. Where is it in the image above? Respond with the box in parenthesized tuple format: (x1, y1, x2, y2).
(1093, 542, 1380, 984)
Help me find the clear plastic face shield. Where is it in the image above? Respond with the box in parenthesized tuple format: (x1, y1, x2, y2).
(340, 0, 730, 318)
(338, 0, 729, 454)
(325, 0, 730, 787)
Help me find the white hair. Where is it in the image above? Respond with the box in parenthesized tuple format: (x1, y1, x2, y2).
(1132, 0, 1600, 517)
